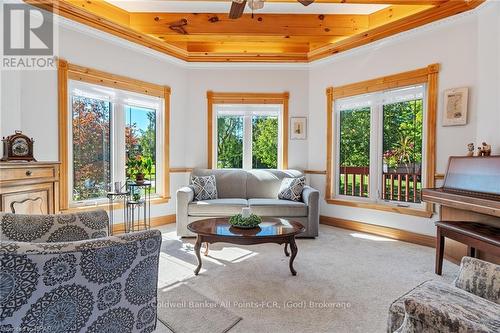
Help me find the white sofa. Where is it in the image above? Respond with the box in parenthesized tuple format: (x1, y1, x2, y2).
(176, 169, 319, 237)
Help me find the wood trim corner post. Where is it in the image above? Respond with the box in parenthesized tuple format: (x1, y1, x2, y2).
(58, 59, 69, 210)
(163, 87, 171, 198)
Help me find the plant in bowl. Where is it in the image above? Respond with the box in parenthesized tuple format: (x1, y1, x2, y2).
(229, 214, 262, 229)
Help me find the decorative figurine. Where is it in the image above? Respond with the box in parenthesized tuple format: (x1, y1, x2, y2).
(481, 142, 492, 156)
(477, 142, 492, 156)
(466, 143, 475, 156)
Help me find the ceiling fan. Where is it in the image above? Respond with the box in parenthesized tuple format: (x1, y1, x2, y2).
(229, 0, 315, 19)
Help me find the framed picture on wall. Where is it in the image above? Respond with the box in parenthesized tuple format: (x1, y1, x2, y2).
(443, 87, 469, 126)
(290, 117, 307, 140)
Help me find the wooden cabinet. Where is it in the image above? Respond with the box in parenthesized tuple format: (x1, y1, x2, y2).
(0, 162, 60, 214)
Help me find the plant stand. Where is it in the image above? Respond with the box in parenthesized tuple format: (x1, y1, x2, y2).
(126, 181, 152, 232)
(106, 182, 151, 234)
(106, 191, 130, 235)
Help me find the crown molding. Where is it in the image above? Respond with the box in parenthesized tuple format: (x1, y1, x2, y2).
(54, 1, 490, 70)
(309, 0, 490, 67)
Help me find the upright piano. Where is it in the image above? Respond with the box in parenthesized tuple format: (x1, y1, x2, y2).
(422, 156, 500, 266)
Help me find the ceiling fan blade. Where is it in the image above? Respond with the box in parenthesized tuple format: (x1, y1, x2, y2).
(229, 0, 247, 19)
(297, 0, 315, 6)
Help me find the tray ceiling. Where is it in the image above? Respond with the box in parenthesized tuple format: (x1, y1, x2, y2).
(105, 1, 389, 14)
(25, 0, 484, 62)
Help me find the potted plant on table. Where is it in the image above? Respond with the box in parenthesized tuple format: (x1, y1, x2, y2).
(126, 155, 153, 185)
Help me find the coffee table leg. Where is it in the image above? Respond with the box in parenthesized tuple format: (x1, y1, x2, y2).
(204, 242, 209, 256)
(194, 236, 203, 275)
(284, 243, 290, 257)
(289, 237, 298, 276)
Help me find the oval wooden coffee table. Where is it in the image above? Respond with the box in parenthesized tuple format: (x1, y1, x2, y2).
(187, 217, 305, 276)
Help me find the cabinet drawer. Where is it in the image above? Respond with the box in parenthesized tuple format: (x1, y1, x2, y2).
(0, 167, 55, 181)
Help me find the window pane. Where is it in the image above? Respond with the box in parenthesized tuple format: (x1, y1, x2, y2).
(338, 107, 370, 197)
(217, 115, 243, 168)
(72, 96, 111, 201)
(252, 115, 278, 169)
(125, 106, 157, 193)
(382, 99, 423, 203)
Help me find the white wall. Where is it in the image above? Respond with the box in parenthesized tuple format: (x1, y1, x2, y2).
(185, 67, 309, 169)
(1, 2, 498, 234)
(1, 71, 22, 140)
(476, 3, 500, 150)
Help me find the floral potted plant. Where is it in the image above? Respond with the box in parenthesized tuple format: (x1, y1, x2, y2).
(126, 155, 153, 184)
(383, 150, 397, 173)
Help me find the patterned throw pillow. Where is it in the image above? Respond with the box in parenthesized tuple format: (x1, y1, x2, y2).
(191, 175, 218, 201)
(278, 177, 305, 202)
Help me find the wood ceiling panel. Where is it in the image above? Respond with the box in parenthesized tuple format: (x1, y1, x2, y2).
(186, 41, 310, 53)
(129, 13, 369, 36)
(152, 34, 343, 44)
(24, 0, 484, 62)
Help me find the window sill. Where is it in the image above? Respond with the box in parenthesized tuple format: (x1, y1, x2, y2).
(325, 198, 433, 218)
(63, 196, 171, 213)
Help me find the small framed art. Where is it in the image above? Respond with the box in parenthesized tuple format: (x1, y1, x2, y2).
(290, 117, 307, 140)
(443, 87, 468, 126)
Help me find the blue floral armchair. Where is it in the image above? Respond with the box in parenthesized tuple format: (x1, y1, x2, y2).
(0, 210, 162, 333)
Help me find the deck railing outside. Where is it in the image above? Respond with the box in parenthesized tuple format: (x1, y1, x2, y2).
(339, 166, 421, 203)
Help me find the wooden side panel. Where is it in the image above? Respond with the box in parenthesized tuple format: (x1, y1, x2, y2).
(0, 162, 60, 214)
(1, 183, 53, 214)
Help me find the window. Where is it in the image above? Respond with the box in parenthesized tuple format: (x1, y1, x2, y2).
(326, 64, 439, 217)
(58, 60, 170, 210)
(335, 85, 425, 205)
(69, 81, 164, 205)
(215, 104, 281, 170)
(71, 94, 112, 201)
(125, 105, 157, 192)
(207, 92, 289, 170)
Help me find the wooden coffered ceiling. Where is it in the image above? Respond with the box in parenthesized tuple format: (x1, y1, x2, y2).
(25, 0, 484, 62)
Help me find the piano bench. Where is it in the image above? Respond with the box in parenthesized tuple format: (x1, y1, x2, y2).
(435, 221, 500, 275)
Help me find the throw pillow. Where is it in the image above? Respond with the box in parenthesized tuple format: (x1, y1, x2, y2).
(191, 175, 218, 201)
(278, 176, 305, 202)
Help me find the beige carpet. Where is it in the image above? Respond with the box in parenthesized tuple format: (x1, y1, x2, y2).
(154, 224, 458, 333)
(157, 284, 241, 333)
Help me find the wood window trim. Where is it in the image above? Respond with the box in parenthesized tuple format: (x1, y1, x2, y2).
(325, 63, 439, 218)
(206, 91, 289, 169)
(57, 59, 171, 211)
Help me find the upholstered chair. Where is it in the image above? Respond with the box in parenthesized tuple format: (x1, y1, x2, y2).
(0, 210, 162, 333)
(388, 256, 500, 333)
